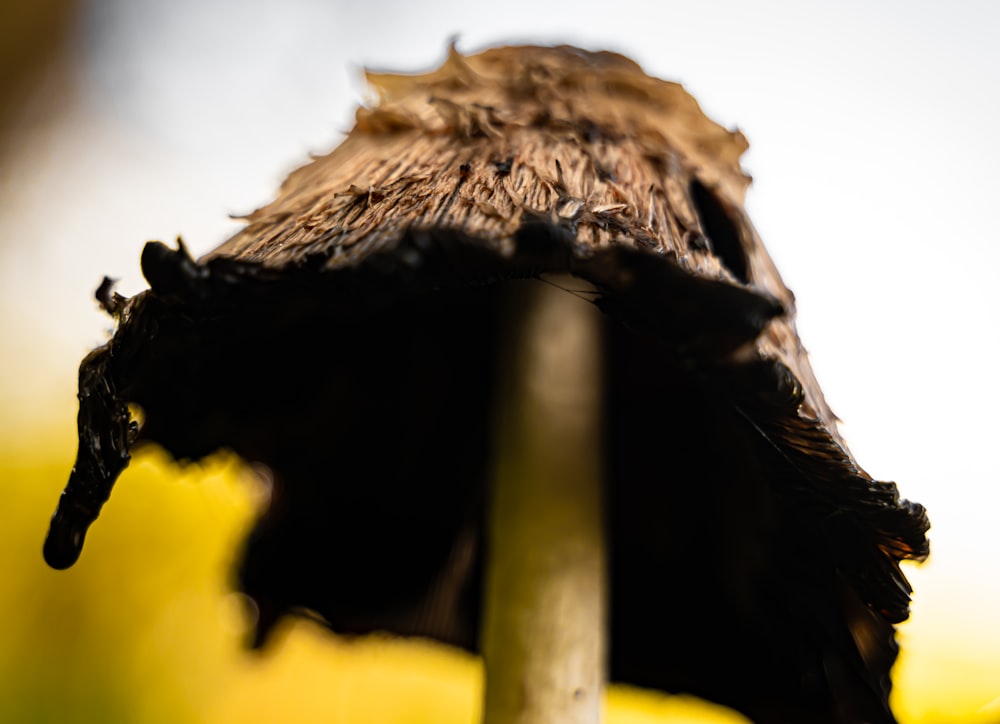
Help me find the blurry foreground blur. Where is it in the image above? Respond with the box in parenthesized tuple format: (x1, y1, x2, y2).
(4, 443, 751, 723)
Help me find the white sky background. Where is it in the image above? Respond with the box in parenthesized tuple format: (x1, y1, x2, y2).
(1, 0, 998, 712)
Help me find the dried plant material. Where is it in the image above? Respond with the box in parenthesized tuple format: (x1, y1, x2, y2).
(43, 45, 928, 724)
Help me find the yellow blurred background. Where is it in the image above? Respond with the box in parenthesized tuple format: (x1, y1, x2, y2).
(2, 1, 998, 723)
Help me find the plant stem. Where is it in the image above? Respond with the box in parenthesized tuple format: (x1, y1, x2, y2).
(481, 278, 606, 724)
